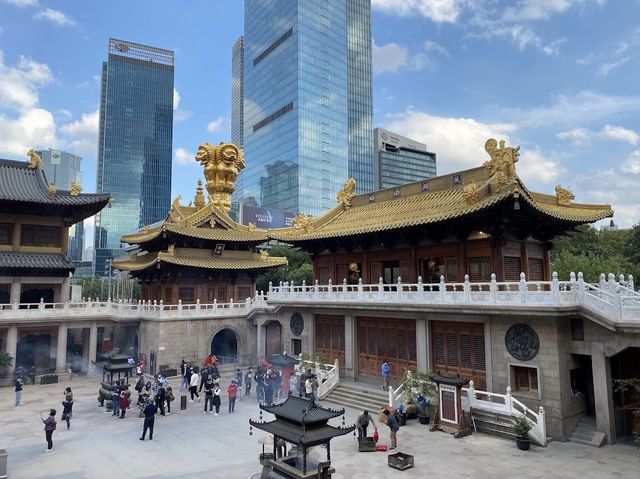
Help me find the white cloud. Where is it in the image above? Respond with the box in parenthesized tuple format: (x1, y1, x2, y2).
(0, 51, 53, 110)
(576, 54, 594, 65)
(503, 0, 603, 22)
(0, 108, 57, 156)
(173, 87, 180, 110)
(423, 40, 450, 57)
(383, 109, 516, 173)
(372, 0, 465, 23)
(206, 117, 225, 134)
(516, 148, 567, 184)
(174, 148, 194, 166)
(34, 8, 75, 27)
(599, 56, 631, 75)
(556, 128, 592, 145)
(372, 40, 408, 74)
(557, 125, 638, 146)
(621, 150, 640, 174)
(59, 110, 99, 156)
(601, 125, 639, 145)
(3, 0, 39, 7)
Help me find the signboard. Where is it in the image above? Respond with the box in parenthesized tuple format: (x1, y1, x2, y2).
(242, 205, 296, 229)
(50, 150, 61, 165)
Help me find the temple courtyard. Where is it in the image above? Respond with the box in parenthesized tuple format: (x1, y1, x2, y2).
(0, 374, 638, 479)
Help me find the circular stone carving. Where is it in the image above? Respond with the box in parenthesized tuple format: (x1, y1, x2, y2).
(290, 312, 304, 336)
(505, 324, 540, 361)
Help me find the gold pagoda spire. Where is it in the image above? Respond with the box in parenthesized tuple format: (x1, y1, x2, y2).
(195, 141, 245, 212)
(194, 179, 206, 210)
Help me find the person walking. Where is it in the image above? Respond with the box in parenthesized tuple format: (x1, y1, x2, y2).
(211, 381, 222, 416)
(61, 387, 73, 430)
(382, 408, 399, 450)
(180, 360, 188, 391)
(111, 382, 120, 417)
(14, 376, 23, 407)
(140, 398, 158, 441)
(42, 408, 57, 452)
(156, 384, 166, 417)
(228, 380, 238, 413)
(356, 410, 377, 438)
(289, 373, 298, 397)
(119, 390, 130, 419)
(203, 377, 214, 414)
(304, 375, 314, 401)
(310, 375, 319, 404)
(199, 366, 209, 393)
(189, 369, 200, 403)
(244, 367, 253, 397)
(166, 385, 174, 415)
(381, 360, 391, 391)
(235, 368, 243, 400)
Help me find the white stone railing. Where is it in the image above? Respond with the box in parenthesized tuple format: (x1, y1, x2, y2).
(268, 272, 639, 325)
(295, 357, 340, 399)
(462, 381, 547, 446)
(0, 294, 271, 322)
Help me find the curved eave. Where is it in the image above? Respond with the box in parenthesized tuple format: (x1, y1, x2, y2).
(113, 252, 288, 272)
(524, 191, 613, 222)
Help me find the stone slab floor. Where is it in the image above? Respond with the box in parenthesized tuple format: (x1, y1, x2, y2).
(1, 373, 638, 479)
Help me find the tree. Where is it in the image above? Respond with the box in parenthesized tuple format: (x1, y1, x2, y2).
(613, 378, 640, 445)
(256, 245, 313, 293)
(0, 351, 13, 377)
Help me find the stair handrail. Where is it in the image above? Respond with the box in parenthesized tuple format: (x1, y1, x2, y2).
(296, 357, 340, 400)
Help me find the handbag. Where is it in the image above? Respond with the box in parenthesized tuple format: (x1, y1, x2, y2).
(373, 430, 379, 443)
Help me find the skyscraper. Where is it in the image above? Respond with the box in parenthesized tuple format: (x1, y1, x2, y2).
(94, 38, 174, 276)
(231, 36, 244, 148)
(234, 0, 373, 223)
(374, 128, 437, 189)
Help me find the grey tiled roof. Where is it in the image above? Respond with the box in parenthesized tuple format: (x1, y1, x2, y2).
(430, 374, 470, 387)
(0, 159, 110, 206)
(259, 395, 345, 425)
(249, 419, 355, 447)
(0, 252, 74, 270)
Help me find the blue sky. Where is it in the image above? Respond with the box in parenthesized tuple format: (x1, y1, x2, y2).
(0, 0, 639, 237)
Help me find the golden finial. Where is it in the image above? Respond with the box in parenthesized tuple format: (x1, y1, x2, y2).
(555, 185, 575, 206)
(483, 138, 520, 193)
(337, 178, 356, 209)
(194, 179, 206, 209)
(195, 142, 245, 212)
(292, 213, 314, 232)
(247, 222, 256, 232)
(259, 250, 269, 259)
(26, 148, 43, 169)
(462, 180, 479, 205)
(48, 182, 57, 197)
(70, 181, 82, 196)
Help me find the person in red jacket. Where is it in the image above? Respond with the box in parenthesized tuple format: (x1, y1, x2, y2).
(227, 380, 238, 413)
(119, 391, 130, 419)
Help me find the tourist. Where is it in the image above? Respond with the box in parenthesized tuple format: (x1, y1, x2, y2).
(111, 382, 120, 417)
(139, 398, 157, 441)
(211, 380, 222, 415)
(203, 377, 214, 414)
(310, 375, 319, 403)
(356, 410, 377, 438)
(228, 380, 238, 412)
(263, 372, 274, 404)
(27, 366, 36, 385)
(199, 366, 209, 393)
(244, 367, 253, 397)
(235, 368, 243, 398)
(14, 376, 23, 407)
(273, 370, 282, 400)
(304, 375, 314, 401)
(189, 369, 200, 402)
(61, 387, 73, 429)
(166, 385, 174, 415)
(179, 359, 187, 391)
(42, 408, 57, 452)
(382, 408, 399, 450)
(119, 390, 130, 419)
(255, 367, 265, 402)
(289, 373, 298, 397)
(155, 384, 166, 416)
(381, 360, 390, 391)
(210, 362, 220, 381)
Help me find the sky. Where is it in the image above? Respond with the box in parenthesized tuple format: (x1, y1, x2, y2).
(0, 0, 639, 247)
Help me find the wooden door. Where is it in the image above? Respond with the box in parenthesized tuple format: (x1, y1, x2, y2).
(315, 315, 345, 367)
(432, 321, 486, 389)
(265, 321, 282, 357)
(357, 317, 416, 379)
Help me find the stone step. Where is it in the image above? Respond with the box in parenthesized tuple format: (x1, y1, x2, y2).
(324, 383, 390, 413)
(573, 425, 596, 435)
(569, 416, 606, 448)
(570, 431, 597, 442)
(569, 432, 606, 448)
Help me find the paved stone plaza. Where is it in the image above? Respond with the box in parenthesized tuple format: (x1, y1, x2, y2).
(1, 374, 638, 479)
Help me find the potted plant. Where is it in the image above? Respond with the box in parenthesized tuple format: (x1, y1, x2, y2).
(513, 414, 532, 450)
(397, 370, 436, 423)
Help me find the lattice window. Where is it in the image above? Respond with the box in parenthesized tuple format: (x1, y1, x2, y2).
(408, 329, 417, 362)
(468, 257, 492, 282)
(528, 258, 544, 281)
(474, 335, 486, 371)
(388, 330, 398, 359)
(398, 330, 408, 361)
(434, 332, 446, 366)
(447, 333, 458, 367)
(460, 334, 472, 369)
(504, 256, 522, 281)
(317, 267, 330, 283)
(358, 326, 367, 354)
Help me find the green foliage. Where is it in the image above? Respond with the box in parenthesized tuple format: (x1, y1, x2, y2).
(256, 245, 313, 293)
(397, 370, 437, 405)
(613, 378, 640, 445)
(512, 414, 532, 437)
(551, 225, 640, 282)
(79, 276, 140, 301)
(0, 351, 13, 377)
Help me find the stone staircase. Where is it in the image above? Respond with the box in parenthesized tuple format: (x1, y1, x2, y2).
(323, 382, 390, 413)
(569, 416, 606, 447)
(470, 410, 518, 441)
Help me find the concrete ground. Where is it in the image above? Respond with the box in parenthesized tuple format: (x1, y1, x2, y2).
(1, 373, 638, 479)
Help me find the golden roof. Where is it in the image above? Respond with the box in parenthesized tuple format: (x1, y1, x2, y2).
(113, 248, 287, 272)
(269, 139, 613, 242)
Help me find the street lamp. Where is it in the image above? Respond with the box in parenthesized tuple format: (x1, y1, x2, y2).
(105, 259, 113, 300)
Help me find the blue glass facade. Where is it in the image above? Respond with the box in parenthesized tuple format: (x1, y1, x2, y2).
(94, 38, 174, 276)
(235, 0, 373, 220)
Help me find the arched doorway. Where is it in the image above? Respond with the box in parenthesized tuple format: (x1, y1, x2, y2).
(210, 328, 238, 364)
(265, 321, 282, 357)
(16, 333, 52, 372)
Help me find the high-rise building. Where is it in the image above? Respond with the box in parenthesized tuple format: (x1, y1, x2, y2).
(234, 0, 373, 223)
(94, 38, 174, 276)
(37, 149, 84, 261)
(231, 36, 244, 148)
(374, 128, 437, 189)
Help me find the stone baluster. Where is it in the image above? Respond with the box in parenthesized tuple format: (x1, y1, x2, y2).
(342, 278, 347, 293)
(378, 277, 384, 299)
(599, 273, 606, 291)
(328, 279, 333, 299)
(417, 276, 423, 300)
(619, 274, 625, 286)
(302, 279, 307, 295)
(468, 380, 475, 407)
(268, 281, 273, 294)
(196, 299, 200, 314)
(357, 278, 363, 299)
(552, 272, 560, 305)
(577, 272, 585, 303)
(388, 385, 394, 408)
(439, 275, 446, 302)
(314, 279, 319, 299)
(538, 406, 546, 443)
(39, 297, 45, 311)
(178, 299, 183, 317)
(213, 299, 218, 311)
(397, 276, 402, 301)
(628, 275, 635, 291)
(463, 274, 470, 303)
(490, 273, 497, 303)
(505, 386, 513, 414)
(520, 272, 527, 304)
(608, 273, 616, 294)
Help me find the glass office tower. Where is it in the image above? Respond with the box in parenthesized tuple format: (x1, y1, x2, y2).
(236, 0, 373, 223)
(94, 38, 174, 276)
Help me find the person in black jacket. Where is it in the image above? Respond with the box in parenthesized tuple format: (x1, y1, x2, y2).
(155, 386, 166, 416)
(140, 399, 158, 441)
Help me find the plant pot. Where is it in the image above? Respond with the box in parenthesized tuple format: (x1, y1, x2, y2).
(418, 415, 430, 425)
(515, 436, 530, 451)
(397, 413, 407, 426)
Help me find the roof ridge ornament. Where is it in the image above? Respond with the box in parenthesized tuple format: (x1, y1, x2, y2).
(555, 185, 575, 206)
(293, 213, 314, 232)
(48, 182, 57, 197)
(70, 181, 82, 196)
(196, 141, 245, 213)
(461, 180, 479, 205)
(26, 148, 43, 169)
(483, 138, 519, 193)
(337, 178, 356, 209)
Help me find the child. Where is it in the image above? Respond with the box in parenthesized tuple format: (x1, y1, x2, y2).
(228, 380, 238, 413)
